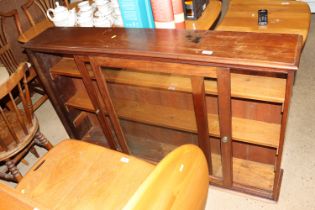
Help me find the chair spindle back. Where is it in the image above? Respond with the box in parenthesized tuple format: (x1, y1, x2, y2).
(0, 63, 33, 152)
(0, 10, 23, 74)
(22, 0, 68, 26)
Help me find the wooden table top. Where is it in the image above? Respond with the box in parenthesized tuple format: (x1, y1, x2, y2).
(24, 27, 303, 72)
(16, 140, 155, 210)
(216, 0, 311, 43)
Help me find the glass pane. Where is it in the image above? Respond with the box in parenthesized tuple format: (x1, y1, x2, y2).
(105, 68, 200, 162)
(206, 93, 223, 179)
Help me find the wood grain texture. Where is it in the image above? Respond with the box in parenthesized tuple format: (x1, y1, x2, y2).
(18, 19, 53, 43)
(24, 24, 302, 200)
(116, 122, 276, 166)
(0, 63, 52, 182)
(16, 140, 154, 210)
(24, 27, 302, 72)
(86, 56, 218, 78)
(0, 8, 48, 110)
(273, 71, 294, 200)
(217, 68, 233, 186)
(50, 57, 286, 103)
(0, 182, 48, 210)
(65, 90, 281, 148)
(191, 77, 212, 174)
(26, 50, 78, 138)
(16, 140, 208, 210)
(124, 144, 209, 210)
(216, 0, 311, 43)
(211, 154, 274, 191)
(74, 56, 117, 149)
(89, 57, 130, 154)
(21, 0, 56, 27)
(0, 111, 38, 161)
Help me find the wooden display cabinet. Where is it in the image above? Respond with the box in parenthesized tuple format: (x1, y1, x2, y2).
(24, 27, 302, 200)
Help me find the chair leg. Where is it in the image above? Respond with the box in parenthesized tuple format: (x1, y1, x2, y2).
(21, 159, 29, 166)
(34, 131, 53, 150)
(27, 69, 48, 110)
(6, 160, 22, 182)
(0, 166, 14, 181)
(30, 146, 40, 158)
(0, 171, 14, 181)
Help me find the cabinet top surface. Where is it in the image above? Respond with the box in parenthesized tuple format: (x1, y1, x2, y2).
(25, 27, 302, 71)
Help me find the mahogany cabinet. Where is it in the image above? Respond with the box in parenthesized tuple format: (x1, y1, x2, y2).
(24, 27, 303, 200)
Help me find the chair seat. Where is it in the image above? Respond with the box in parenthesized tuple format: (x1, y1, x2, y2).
(1, 142, 208, 210)
(0, 111, 38, 161)
(16, 140, 155, 210)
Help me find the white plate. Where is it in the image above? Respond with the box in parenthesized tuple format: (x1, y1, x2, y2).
(96, 8, 112, 16)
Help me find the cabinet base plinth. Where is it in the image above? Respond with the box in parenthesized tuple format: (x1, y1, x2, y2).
(208, 169, 283, 201)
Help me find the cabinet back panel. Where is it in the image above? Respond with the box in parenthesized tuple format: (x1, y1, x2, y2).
(232, 99, 282, 124)
(108, 83, 195, 111)
(108, 83, 282, 124)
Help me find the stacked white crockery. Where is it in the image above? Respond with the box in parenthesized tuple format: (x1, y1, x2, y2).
(93, 0, 113, 27)
(77, 1, 94, 27)
(46, 2, 76, 27)
(110, 0, 123, 27)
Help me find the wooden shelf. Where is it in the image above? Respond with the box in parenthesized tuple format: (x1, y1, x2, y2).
(51, 58, 286, 103)
(65, 90, 280, 148)
(212, 154, 274, 191)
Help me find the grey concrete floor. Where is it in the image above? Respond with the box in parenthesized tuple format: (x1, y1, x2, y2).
(1, 14, 315, 210)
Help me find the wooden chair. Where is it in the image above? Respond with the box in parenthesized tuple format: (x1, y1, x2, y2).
(0, 63, 53, 183)
(0, 139, 209, 209)
(0, 9, 48, 110)
(22, 0, 69, 26)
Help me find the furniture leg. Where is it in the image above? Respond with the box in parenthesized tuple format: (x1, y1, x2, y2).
(6, 160, 22, 182)
(30, 146, 40, 158)
(21, 159, 29, 166)
(0, 171, 14, 181)
(34, 131, 53, 150)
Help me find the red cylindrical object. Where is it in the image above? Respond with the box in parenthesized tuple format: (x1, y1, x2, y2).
(150, 0, 176, 29)
(172, 0, 185, 29)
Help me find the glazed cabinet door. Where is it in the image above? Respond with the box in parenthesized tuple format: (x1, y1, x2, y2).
(72, 55, 226, 178)
(216, 68, 233, 187)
